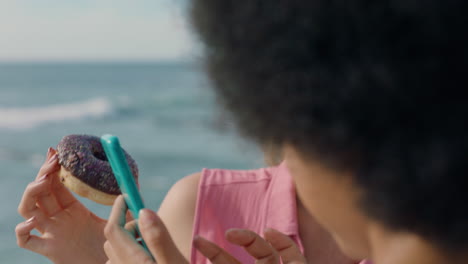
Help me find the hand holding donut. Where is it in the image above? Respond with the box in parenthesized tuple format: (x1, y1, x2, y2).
(104, 195, 307, 264)
(15, 148, 108, 264)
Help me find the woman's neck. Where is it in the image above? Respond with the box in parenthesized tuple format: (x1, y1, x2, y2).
(296, 198, 356, 264)
(368, 223, 468, 264)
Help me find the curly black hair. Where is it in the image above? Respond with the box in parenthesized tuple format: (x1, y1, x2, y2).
(189, 0, 468, 250)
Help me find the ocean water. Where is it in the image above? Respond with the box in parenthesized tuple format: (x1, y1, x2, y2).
(0, 62, 262, 263)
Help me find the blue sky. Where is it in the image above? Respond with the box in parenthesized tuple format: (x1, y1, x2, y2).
(0, 0, 195, 61)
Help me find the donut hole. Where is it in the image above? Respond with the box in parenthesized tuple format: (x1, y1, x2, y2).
(93, 151, 108, 162)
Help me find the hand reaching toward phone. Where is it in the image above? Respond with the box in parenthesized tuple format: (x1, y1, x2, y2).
(104, 195, 307, 264)
(194, 228, 307, 264)
(15, 148, 108, 264)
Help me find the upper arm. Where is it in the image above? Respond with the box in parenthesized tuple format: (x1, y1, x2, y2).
(157, 172, 201, 261)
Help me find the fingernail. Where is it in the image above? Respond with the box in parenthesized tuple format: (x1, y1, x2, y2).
(139, 209, 157, 228)
(37, 174, 49, 182)
(26, 216, 36, 224)
(263, 228, 272, 236)
(193, 235, 210, 244)
(48, 154, 58, 164)
(227, 228, 246, 235)
(46, 147, 52, 159)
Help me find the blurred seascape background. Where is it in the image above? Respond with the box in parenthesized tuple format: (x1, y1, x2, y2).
(0, 1, 262, 263)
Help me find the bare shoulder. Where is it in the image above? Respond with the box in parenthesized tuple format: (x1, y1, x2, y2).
(157, 172, 202, 260)
(159, 172, 201, 217)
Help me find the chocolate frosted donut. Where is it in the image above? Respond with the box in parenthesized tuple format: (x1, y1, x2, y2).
(56, 134, 139, 205)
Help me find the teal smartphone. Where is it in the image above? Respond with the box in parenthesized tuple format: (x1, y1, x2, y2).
(100, 134, 151, 255)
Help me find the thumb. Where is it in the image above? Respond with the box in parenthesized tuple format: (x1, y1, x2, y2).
(138, 209, 188, 264)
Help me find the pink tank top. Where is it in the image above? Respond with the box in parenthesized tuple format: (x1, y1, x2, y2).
(191, 163, 371, 264)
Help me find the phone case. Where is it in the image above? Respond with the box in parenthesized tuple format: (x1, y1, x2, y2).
(100, 134, 151, 255)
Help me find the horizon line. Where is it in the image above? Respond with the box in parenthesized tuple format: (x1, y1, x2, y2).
(0, 57, 197, 65)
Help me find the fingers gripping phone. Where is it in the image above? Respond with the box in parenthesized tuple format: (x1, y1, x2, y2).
(100, 134, 151, 254)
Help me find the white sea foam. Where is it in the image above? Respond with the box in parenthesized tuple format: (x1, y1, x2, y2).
(0, 97, 113, 130)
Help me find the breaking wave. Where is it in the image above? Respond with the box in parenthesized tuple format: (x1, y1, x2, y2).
(0, 97, 113, 130)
